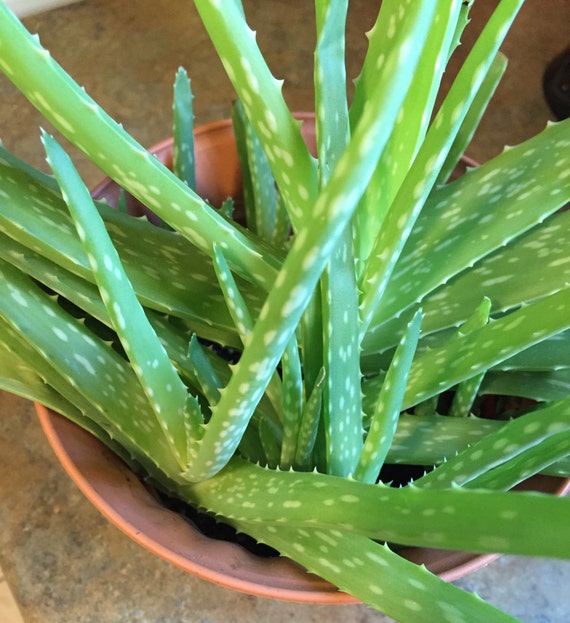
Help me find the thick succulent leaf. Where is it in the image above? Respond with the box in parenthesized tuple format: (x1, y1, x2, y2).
(0, 325, 79, 415)
(0, 6, 279, 290)
(43, 132, 196, 462)
(294, 368, 325, 470)
(402, 286, 570, 407)
(385, 413, 503, 466)
(234, 523, 519, 623)
(0, 260, 184, 478)
(416, 398, 570, 490)
(492, 329, 570, 371)
(0, 159, 260, 346)
(368, 120, 570, 337)
(436, 52, 508, 184)
(448, 299, 491, 417)
(232, 99, 278, 240)
(315, 0, 363, 476)
(193, 0, 318, 229)
(354, 310, 422, 483)
(172, 67, 196, 190)
(186, 455, 570, 558)
(358, 0, 525, 336)
(314, 0, 349, 182)
(180, 0, 439, 482)
(351, 0, 462, 264)
(0, 231, 240, 401)
(481, 369, 570, 402)
(187, 335, 222, 405)
(0, 318, 146, 472)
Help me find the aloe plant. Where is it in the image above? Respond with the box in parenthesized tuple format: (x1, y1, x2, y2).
(0, 1, 569, 621)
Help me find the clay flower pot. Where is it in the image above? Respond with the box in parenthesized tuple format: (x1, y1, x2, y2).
(36, 117, 570, 603)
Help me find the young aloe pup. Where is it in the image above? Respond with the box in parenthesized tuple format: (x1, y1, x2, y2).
(0, 1, 570, 622)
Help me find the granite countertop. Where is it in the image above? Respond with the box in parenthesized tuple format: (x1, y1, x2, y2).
(1, 1, 569, 621)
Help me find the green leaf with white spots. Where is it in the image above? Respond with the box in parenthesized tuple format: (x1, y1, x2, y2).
(173, 67, 196, 190)
(0, 316, 145, 471)
(233, 99, 278, 240)
(351, 0, 462, 265)
(449, 298, 491, 417)
(187, 455, 570, 558)
(234, 524, 520, 623)
(314, 0, 363, 477)
(0, 5, 280, 291)
(193, 0, 318, 230)
(279, 337, 303, 470)
(437, 52, 508, 184)
(181, 0, 439, 482)
(188, 335, 222, 405)
(43, 132, 195, 464)
(492, 329, 570, 371)
(0, 260, 184, 480)
(481, 368, 570, 403)
(402, 286, 570, 408)
(358, 0, 525, 336)
(0, 230, 239, 403)
(354, 309, 422, 483)
(363, 121, 570, 356)
(0, 158, 261, 348)
(415, 398, 570, 490)
(294, 367, 325, 470)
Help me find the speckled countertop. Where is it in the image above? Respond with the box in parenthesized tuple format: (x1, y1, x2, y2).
(0, 1, 569, 621)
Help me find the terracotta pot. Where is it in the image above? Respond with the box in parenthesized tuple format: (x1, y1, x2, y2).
(36, 117, 570, 603)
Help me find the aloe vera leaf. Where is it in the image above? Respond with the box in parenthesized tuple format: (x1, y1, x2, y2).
(0, 324, 80, 416)
(258, 413, 281, 469)
(211, 244, 283, 417)
(181, 0, 438, 482)
(314, 0, 362, 476)
(446, 0, 475, 62)
(211, 244, 254, 343)
(386, 413, 503, 465)
(231, 99, 258, 236)
(0, 260, 184, 478)
(448, 298, 491, 417)
(0, 230, 241, 402)
(493, 329, 570, 371)
(354, 310, 422, 483)
(363, 123, 570, 354)
(0, 140, 59, 192)
(279, 338, 304, 470)
(0, 318, 146, 471)
(43, 132, 196, 464)
(0, 159, 257, 346)
(294, 367, 325, 470)
(173, 67, 196, 190)
(272, 191, 291, 248)
(358, 0, 525, 337)
(388, 412, 568, 478)
(188, 455, 570, 558)
(192, 0, 318, 230)
(416, 398, 570, 490)
(0, 6, 279, 290)
(314, 0, 349, 181)
(242, 104, 278, 240)
(351, 0, 462, 265)
(188, 335, 222, 405)
(437, 52, 508, 184)
(481, 369, 570, 402)
(403, 286, 570, 408)
(234, 523, 520, 623)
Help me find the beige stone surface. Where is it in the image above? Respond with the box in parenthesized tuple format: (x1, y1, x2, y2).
(0, 1, 569, 621)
